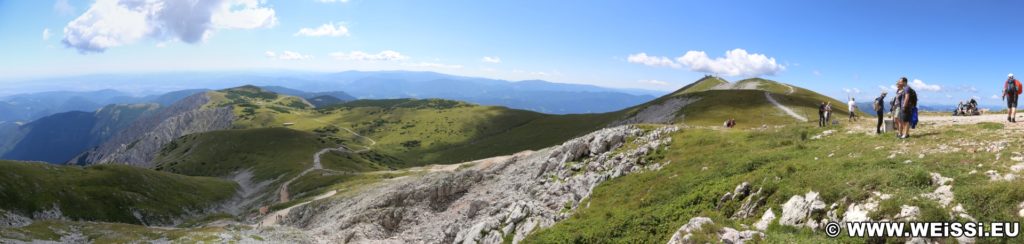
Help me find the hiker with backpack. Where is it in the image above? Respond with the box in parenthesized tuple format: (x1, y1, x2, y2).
(896, 77, 918, 139)
(1004, 73, 1022, 123)
(873, 91, 887, 134)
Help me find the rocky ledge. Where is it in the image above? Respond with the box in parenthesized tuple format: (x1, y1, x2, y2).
(277, 125, 678, 243)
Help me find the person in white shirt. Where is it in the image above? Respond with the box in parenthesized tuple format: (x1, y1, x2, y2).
(848, 97, 858, 122)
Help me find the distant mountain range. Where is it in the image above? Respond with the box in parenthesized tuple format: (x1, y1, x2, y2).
(0, 70, 664, 115)
(0, 89, 207, 123)
(0, 104, 159, 163)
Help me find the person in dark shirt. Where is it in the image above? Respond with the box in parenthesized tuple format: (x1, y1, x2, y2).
(873, 91, 887, 134)
(818, 102, 827, 127)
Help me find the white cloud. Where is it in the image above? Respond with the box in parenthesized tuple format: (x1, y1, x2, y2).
(627, 53, 680, 68)
(481, 56, 501, 63)
(812, 70, 821, 76)
(676, 49, 785, 77)
(639, 79, 671, 86)
(295, 22, 349, 37)
(627, 49, 785, 77)
(42, 28, 51, 41)
(330, 50, 409, 61)
(315, 0, 350, 3)
(909, 79, 941, 92)
(62, 0, 277, 53)
(843, 88, 861, 94)
(54, 0, 76, 16)
(405, 62, 463, 69)
(265, 50, 312, 60)
(992, 94, 1001, 100)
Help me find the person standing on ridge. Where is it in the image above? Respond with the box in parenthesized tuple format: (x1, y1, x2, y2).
(896, 77, 917, 139)
(891, 83, 904, 136)
(818, 101, 827, 127)
(873, 91, 887, 134)
(825, 102, 834, 126)
(848, 97, 858, 122)
(1004, 73, 1022, 123)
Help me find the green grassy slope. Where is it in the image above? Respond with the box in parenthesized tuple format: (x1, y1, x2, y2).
(0, 160, 237, 225)
(1, 220, 248, 243)
(190, 86, 619, 167)
(153, 127, 340, 182)
(526, 122, 1024, 243)
(617, 77, 862, 128)
(672, 75, 729, 95)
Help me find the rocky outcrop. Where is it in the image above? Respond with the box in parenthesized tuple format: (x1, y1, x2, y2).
(753, 209, 775, 231)
(0, 209, 31, 228)
(779, 191, 827, 229)
(279, 125, 678, 243)
(667, 217, 713, 244)
(70, 93, 233, 168)
(614, 97, 700, 125)
(667, 217, 764, 244)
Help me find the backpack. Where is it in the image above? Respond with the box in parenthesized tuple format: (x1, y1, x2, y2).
(873, 98, 881, 112)
(1009, 79, 1019, 96)
(905, 87, 918, 108)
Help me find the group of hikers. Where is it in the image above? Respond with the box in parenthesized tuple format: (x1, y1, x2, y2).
(816, 98, 862, 127)
(872, 77, 919, 139)
(817, 77, 920, 138)
(856, 74, 1022, 139)
(761, 74, 1022, 133)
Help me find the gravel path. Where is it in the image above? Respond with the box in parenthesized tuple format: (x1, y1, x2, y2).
(918, 114, 1024, 129)
(765, 92, 808, 122)
(277, 127, 376, 203)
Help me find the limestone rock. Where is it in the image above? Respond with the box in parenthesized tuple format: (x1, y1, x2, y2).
(667, 217, 713, 244)
(279, 125, 679, 243)
(779, 191, 826, 229)
(0, 209, 31, 228)
(753, 208, 775, 231)
(894, 205, 920, 221)
(718, 227, 765, 244)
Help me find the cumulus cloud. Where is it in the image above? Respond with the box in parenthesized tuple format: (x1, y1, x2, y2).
(330, 50, 408, 61)
(843, 88, 861, 95)
(910, 79, 942, 92)
(295, 22, 349, 37)
(627, 49, 785, 77)
(62, 0, 278, 53)
(42, 28, 51, 41)
(676, 49, 785, 77)
(405, 62, 463, 69)
(627, 53, 680, 68)
(481, 56, 501, 63)
(265, 51, 312, 60)
(639, 79, 671, 86)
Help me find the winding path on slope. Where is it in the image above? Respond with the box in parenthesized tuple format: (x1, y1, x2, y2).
(783, 83, 796, 95)
(259, 126, 377, 227)
(277, 126, 377, 203)
(764, 92, 809, 122)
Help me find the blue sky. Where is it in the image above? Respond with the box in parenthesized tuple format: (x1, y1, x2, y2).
(1, 0, 1022, 105)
